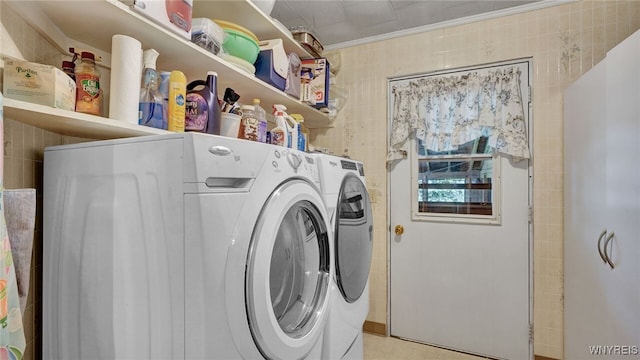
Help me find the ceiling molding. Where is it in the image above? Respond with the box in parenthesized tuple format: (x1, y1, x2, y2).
(324, 0, 576, 51)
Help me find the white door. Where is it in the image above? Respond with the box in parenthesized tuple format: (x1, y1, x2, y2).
(389, 61, 532, 360)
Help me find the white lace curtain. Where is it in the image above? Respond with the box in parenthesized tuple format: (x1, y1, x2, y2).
(387, 66, 530, 161)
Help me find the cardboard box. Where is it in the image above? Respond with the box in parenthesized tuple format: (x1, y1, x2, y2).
(127, 0, 192, 39)
(3, 59, 76, 111)
(301, 58, 330, 108)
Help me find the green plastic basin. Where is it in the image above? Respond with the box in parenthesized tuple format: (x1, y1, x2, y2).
(222, 29, 260, 64)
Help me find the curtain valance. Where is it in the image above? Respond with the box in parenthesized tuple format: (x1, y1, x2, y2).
(388, 66, 530, 161)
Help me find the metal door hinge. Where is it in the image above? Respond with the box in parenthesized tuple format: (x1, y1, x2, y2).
(528, 207, 533, 224)
(529, 324, 534, 343)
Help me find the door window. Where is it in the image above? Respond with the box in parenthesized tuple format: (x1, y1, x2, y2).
(269, 200, 330, 338)
(416, 136, 498, 222)
(336, 175, 373, 302)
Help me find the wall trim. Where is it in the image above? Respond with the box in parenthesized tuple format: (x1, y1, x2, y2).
(325, 0, 575, 50)
(363, 321, 386, 336)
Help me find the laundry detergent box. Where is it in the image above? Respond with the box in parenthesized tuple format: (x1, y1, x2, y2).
(123, 0, 192, 39)
(3, 59, 76, 111)
(301, 58, 330, 109)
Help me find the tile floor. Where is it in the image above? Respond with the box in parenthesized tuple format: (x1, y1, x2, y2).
(363, 333, 490, 360)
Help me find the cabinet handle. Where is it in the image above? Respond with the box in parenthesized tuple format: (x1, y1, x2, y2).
(597, 229, 607, 263)
(603, 231, 615, 269)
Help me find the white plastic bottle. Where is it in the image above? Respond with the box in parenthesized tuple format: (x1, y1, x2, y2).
(291, 114, 309, 151)
(285, 114, 299, 150)
(272, 104, 290, 147)
(252, 98, 267, 143)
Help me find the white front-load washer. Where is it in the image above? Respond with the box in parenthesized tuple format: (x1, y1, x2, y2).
(43, 133, 333, 360)
(314, 154, 374, 360)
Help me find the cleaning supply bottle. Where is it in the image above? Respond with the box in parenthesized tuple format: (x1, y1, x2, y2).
(74, 51, 102, 116)
(138, 49, 166, 129)
(290, 114, 308, 151)
(159, 71, 171, 125)
(252, 98, 267, 143)
(167, 70, 187, 132)
(271, 104, 290, 147)
(285, 114, 299, 150)
(185, 71, 221, 134)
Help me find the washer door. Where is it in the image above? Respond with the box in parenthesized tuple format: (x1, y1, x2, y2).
(246, 180, 331, 360)
(335, 174, 373, 303)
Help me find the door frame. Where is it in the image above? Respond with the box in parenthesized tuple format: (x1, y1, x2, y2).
(385, 58, 534, 358)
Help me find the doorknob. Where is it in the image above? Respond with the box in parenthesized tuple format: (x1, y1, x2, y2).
(394, 225, 404, 235)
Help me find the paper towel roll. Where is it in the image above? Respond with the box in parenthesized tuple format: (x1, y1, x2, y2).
(109, 34, 142, 124)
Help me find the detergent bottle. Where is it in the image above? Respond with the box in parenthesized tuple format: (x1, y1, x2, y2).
(185, 71, 221, 134)
(271, 104, 290, 147)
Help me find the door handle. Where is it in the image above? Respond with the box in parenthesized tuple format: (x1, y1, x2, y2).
(394, 225, 404, 235)
(603, 231, 615, 269)
(597, 229, 607, 263)
(208, 145, 233, 156)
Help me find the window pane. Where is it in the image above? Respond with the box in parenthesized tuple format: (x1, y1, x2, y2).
(417, 137, 493, 216)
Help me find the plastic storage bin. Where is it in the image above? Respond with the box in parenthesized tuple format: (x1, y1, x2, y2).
(191, 18, 224, 55)
(254, 39, 288, 91)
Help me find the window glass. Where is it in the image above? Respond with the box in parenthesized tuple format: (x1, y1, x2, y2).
(269, 201, 329, 338)
(336, 176, 373, 302)
(417, 137, 494, 216)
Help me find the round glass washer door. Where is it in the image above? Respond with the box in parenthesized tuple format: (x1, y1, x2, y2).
(335, 174, 373, 303)
(246, 179, 332, 360)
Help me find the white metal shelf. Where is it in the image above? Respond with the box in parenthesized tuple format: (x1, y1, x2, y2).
(4, 0, 332, 139)
(3, 98, 170, 139)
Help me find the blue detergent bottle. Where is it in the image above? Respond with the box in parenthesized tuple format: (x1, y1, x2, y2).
(138, 49, 166, 129)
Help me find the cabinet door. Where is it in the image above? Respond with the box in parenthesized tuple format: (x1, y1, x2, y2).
(603, 29, 640, 345)
(564, 59, 610, 359)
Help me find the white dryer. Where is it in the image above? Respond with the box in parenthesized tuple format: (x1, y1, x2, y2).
(43, 133, 333, 360)
(314, 154, 373, 360)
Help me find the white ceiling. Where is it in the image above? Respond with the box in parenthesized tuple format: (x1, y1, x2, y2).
(270, 0, 547, 49)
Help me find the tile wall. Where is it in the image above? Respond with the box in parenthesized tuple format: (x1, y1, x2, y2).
(310, 1, 640, 359)
(2, 1, 639, 359)
(1, 3, 91, 358)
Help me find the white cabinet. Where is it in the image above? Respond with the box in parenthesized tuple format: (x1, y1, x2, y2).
(564, 30, 640, 359)
(4, 0, 331, 139)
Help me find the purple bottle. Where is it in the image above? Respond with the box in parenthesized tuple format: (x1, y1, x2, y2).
(185, 71, 221, 135)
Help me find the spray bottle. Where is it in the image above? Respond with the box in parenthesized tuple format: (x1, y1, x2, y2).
(271, 104, 290, 147)
(138, 49, 166, 129)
